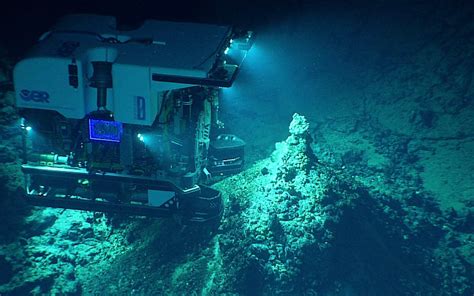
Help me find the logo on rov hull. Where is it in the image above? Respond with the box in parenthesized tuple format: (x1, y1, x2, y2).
(20, 89, 50, 103)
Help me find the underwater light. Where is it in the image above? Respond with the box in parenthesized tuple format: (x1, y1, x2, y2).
(137, 133, 145, 142)
(224, 47, 230, 55)
(20, 118, 32, 132)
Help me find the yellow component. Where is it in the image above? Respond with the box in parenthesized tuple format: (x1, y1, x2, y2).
(39, 154, 56, 162)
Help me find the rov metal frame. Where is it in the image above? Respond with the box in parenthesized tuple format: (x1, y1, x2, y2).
(22, 164, 223, 222)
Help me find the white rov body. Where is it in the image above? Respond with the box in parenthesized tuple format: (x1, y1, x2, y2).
(14, 14, 252, 220)
(14, 14, 238, 125)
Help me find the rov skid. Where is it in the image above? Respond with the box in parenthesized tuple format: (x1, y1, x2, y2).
(13, 14, 254, 222)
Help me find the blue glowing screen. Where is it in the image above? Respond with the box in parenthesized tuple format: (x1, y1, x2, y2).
(88, 119, 123, 142)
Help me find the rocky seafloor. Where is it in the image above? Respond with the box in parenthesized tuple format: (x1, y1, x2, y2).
(1, 2, 474, 295)
(0, 105, 473, 295)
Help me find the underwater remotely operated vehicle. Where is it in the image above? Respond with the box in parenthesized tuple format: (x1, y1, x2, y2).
(13, 14, 254, 222)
